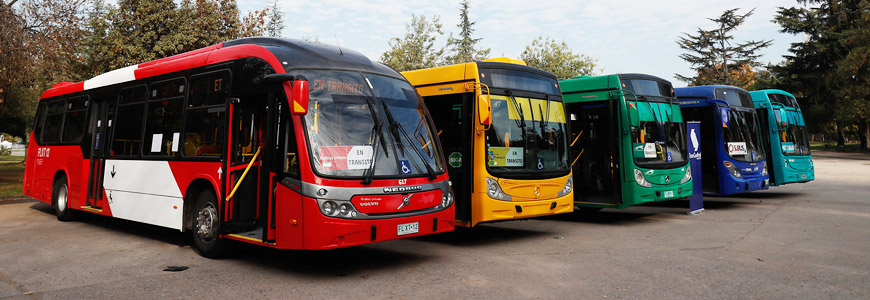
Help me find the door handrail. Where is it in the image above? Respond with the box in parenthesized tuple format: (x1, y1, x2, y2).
(226, 147, 261, 201)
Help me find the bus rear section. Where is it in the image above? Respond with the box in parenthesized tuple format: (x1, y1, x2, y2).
(403, 58, 573, 227)
(749, 89, 814, 186)
(676, 85, 769, 195)
(560, 74, 692, 210)
(22, 37, 454, 257)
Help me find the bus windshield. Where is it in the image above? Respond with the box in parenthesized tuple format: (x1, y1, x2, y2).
(781, 115, 811, 156)
(486, 94, 569, 175)
(723, 109, 766, 162)
(630, 103, 687, 168)
(298, 70, 444, 178)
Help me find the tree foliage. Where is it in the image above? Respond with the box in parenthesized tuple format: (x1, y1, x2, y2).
(0, 0, 88, 138)
(775, 0, 870, 149)
(519, 36, 596, 79)
(676, 8, 772, 89)
(265, 0, 284, 37)
(380, 14, 444, 72)
(444, 0, 489, 64)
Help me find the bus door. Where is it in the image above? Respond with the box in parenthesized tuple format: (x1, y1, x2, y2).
(86, 98, 116, 210)
(566, 100, 620, 205)
(424, 93, 473, 223)
(226, 93, 271, 238)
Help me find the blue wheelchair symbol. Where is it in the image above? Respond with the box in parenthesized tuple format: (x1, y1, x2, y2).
(399, 160, 412, 174)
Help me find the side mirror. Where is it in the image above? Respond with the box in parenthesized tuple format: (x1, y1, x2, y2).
(477, 94, 491, 128)
(290, 80, 309, 115)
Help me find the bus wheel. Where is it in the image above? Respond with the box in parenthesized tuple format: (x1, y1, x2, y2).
(52, 177, 77, 222)
(191, 190, 227, 258)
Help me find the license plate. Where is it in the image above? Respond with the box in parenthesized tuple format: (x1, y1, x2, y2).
(397, 222, 419, 236)
(663, 190, 674, 198)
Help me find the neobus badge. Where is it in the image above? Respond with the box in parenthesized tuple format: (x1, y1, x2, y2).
(383, 185, 422, 193)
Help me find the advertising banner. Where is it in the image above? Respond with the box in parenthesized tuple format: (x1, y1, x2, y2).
(687, 121, 703, 214)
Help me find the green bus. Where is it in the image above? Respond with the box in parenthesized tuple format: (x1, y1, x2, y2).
(560, 74, 692, 210)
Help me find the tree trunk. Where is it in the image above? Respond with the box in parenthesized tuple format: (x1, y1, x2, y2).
(861, 121, 870, 152)
(837, 122, 846, 148)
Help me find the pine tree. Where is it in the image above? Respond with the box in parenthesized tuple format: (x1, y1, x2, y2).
(265, 0, 284, 37)
(445, 0, 489, 64)
(776, 0, 870, 150)
(676, 8, 772, 88)
(380, 14, 444, 72)
(520, 36, 596, 79)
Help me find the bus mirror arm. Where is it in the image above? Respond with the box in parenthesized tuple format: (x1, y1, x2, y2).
(261, 74, 309, 115)
(709, 99, 730, 109)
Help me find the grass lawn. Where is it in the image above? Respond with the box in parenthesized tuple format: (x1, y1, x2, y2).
(0, 156, 25, 197)
(810, 142, 866, 152)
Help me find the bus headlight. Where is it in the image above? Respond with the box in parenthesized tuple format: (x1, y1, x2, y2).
(681, 167, 692, 184)
(441, 189, 454, 208)
(318, 200, 360, 219)
(486, 177, 511, 200)
(557, 175, 573, 197)
(723, 161, 742, 178)
(634, 169, 651, 187)
(321, 201, 336, 215)
(762, 164, 768, 176)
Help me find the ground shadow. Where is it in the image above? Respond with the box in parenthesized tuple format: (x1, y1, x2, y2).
(541, 209, 659, 225)
(413, 224, 551, 247)
(28, 201, 426, 275)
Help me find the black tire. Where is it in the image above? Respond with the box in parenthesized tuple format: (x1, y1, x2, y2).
(190, 189, 228, 258)
(52, 176, 77, 222)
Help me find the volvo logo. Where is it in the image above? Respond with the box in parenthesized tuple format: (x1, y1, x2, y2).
(665, 176, 670, 183)
(534, 187, 541, 197)
(397, 193, 413, 210)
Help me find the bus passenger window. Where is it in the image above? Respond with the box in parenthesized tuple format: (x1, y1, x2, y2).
(113, 86, 146, 156)
(185, 71, 230, 157)
(42, 100, 65, 144)
(62, 96, 89, 144)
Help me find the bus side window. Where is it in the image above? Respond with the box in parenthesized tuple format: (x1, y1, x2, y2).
(112, 86, 147, 156)
(33, 102, 47, 144)
(62, 95, 89, 144)
(144, 78, 185, 156)
(42, 99, 66, 144)
(185, 70, 230, 157)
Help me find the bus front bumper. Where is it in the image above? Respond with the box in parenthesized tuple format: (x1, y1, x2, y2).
(469, 193, 574, 227)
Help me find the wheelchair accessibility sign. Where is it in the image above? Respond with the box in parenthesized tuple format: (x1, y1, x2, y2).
(399, 160, 412, 175)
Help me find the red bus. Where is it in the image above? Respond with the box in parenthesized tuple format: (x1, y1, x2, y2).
(22, 37, 455, 257)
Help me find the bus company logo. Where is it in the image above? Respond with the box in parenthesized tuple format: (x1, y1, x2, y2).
(438, 87, 454, 91)
(383, 185, 422, 193)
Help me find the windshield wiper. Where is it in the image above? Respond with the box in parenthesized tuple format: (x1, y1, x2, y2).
(361, 97, 388, 185)
(380, 100, 437, 180)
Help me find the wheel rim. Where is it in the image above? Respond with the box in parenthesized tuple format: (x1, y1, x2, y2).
(57, 184, 68, 212)
(196, 202, 218, 243)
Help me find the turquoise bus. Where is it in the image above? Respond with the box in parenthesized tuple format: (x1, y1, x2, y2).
(561, 74, 692, 210)
(749, 89, 814, 185)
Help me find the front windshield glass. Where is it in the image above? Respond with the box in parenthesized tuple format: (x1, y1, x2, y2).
(723, 109, 766, 162)
(485, 95, 569, 175)
(297, 70, 444, 178)
(622, 78, 687, 168)
(629, 102, 687, 168)
(780, 113, 811, 156)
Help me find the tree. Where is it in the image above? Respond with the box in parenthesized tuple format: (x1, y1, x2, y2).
(0, 0, 88, 138)
(519, 36, 596, 79)
(444, 0, 489, 64)
(265, 0, 284, 37)
(776, 0, 870, 150)
(676, 8, 772, 89)
(380, 14, 444, 72)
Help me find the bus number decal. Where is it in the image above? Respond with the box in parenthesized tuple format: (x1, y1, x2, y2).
(37, 148, 50, 158)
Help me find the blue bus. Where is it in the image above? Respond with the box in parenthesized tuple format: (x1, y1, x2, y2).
(676, 85, 769, 195)
(749, 89, 814, 186)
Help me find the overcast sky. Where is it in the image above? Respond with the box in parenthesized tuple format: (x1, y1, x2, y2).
(238, 0, 806, 87)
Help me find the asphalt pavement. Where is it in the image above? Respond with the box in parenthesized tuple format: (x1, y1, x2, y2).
(0, 151, 868, 299)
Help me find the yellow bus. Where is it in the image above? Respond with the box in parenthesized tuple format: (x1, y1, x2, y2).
(403, 58, 573, 227)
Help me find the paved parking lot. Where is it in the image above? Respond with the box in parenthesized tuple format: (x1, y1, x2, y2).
(1, 151, 868, 299)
